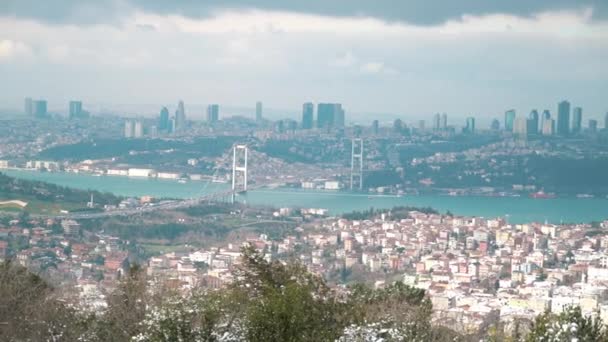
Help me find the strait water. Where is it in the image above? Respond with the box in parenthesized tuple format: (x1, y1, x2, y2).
(3, 169, 608, 224)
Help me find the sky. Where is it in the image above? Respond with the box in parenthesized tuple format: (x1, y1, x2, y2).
(1, 0, 607, 122)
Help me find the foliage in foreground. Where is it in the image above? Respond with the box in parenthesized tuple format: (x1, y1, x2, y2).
(3, 247, 608, 342)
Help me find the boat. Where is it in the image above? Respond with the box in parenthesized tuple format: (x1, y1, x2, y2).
(576, 194, 594, 198)
(529, 190, 556, 199)
(178, 179, 187, 184)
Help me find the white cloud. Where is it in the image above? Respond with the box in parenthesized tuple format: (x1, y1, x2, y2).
(0, 39, 31, 60)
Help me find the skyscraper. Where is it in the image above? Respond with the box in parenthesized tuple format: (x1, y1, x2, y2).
(317, 103, 343, 129)
(159, 107, 169, 131)
(541, 110, 551, 134)
(256, 101, 263, 122)
(124, 120, 134, 138)
(24, 97, 33, 116)
(301, 102, 313, 129)
(441, 113, 448, 130)
(207, 104, 219, 123)
(433, 113, 441, 131)
(514, 117, 528, 136)
(69, 101, 83, 119)
(505, 110, 516, 132)
(605, 112, 608, 130)
(589, 119, 598, 133)
(174, 100, 186, 131)
(134, 121, 143, 138)
(491, 119, 500, 130)
(528, 110, 539, 135)
(557, 100, 570, 136)
(33, 100, 47, 119)
(572, 107, 582, 134)
(465, 117, 475, 134)
(542, 118, 555, 136)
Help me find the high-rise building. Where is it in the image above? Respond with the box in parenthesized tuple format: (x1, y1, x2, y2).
(572, 107, 582, 134)
(589, 119, 598, 133)
(540, 110, 551, 134)
(433, 113, 441, 131)
(542, 118, 555, 136)
(124, 120, 134, 138)
(514, 117, 528, 136)
(465, 117, 475, 134)
(69, 101, 83, 119)
(491, 119, 500, 130)
(301, 102, 314, 129)
(256, 101, 263, 122)
(528, 110, 539, 135)
(505, 110, 516, 132)
(159, 107, 169, 131)
(24, 97, 33, 116)
(207, 104, 219, 123)
(557, 100, 570, 136)
(174, 100, 186, 131)
(605, 112, 608, 130)
(441, 113, 448, 130)
(317, 103, 343, 129)
(134, 121, 143, 138)
(33, 100, 47, 118)
(371, 120, 379, 135)
(334, 106, 345, 128)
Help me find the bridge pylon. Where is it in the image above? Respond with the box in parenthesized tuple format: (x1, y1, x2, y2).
(232, 144, 248, 199)
(350, 138, 363, 190)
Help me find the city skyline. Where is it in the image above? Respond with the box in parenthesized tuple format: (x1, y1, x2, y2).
(1, 1, 607, 117)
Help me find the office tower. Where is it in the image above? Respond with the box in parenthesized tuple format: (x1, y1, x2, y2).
(441, 113, 448, 130)
(505, 110, 516, 131)
(541, 110, 551, 134)
(542, 118, 555, 136)
(174, 100, 186, 131)
(274, 120, 285, 133)
(69, 101, 83, 119)
(256, 101, 263, 122)
(134, 121, 143, 138)
(159, 107, 169, 131)
(33, 100, 47, 118)
(302, 102, 314, 129)
(491, 119, 500, 130)
(514, 117, 528, 136)
(465, 117, 475, 134)
(207, 104, 219, 123)
(528, 110, 539, 135)
(372, 120, 379, 135)
(605, 112, 608, 130)
(572, 107, 582, 134)
(317, 103, 343, 129)
(334, 106, 345, 128)
(433, 113, 441, 130)
(124, 120, 134, 138)
(557, 100, 570, 135)
(589, 119, 598, 133)
(24, 97, 33, 116)
(285, 120, 297, 132)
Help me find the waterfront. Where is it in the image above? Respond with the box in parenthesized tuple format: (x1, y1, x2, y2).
(3, 169, 608, 224)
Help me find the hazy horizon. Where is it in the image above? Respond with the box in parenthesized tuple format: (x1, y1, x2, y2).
(1, 0, 607, 119)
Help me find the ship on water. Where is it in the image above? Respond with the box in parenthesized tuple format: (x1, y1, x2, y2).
(529, 190, 556, 199)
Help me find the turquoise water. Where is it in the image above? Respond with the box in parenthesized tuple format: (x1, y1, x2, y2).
(3, 169, 608, 224)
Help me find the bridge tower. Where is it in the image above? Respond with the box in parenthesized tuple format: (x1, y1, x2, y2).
(232, 144, 248, 193)
(350, 138, 363, 190)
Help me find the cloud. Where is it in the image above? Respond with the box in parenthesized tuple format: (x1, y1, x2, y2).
(0, 39, 31, 60)
(1, 0, 608, 26)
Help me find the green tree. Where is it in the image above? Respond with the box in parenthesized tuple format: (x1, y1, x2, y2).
(526, 306, 608, 342)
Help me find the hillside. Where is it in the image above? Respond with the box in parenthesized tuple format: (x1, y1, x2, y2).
(0, 172, 121, 214)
